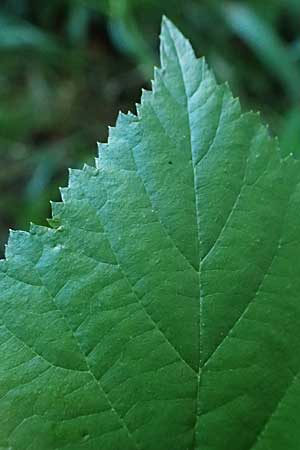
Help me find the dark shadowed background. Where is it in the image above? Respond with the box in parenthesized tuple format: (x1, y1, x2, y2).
(0, 0, 300, 255)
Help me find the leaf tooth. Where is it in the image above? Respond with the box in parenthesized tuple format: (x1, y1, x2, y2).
(105, 112, 136, 152)
(152, 65, 164, 93)
(5, 229, 31, 260)
(96, 142, 108, 168)
(4, 227, 48, 266)
(29, 223, 46, 235)
(107, 124, 118, 144)
(49, 201, 64, 227)
(141, 87, 152, 102)
(68, 167, 84, 189)
(59, 186, 69, 202)
(82, 163, 98, 176)
(117, 109, 136, 124)
(135, 88, 152, 118)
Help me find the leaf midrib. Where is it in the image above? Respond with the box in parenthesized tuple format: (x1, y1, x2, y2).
(162, 20, 203, 448)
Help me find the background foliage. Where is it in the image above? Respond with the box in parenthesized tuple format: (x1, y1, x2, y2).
(0, 0, 300, 255)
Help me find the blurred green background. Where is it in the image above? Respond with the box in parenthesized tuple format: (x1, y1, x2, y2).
(0, 0, 300, 255)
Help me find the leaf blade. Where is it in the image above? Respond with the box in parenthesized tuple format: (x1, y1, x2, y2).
(1, 17, 300, 450)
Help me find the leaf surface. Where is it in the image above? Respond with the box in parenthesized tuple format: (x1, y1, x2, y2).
(1, 17, 300, 450)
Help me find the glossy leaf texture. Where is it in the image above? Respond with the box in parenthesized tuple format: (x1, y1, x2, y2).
(1, 17, 300, 450)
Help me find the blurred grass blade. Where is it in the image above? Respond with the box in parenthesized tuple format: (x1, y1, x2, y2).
(108, 0, 155, 78)
(0, 13, 59, 52)
(224, 3, 300, 101)
(67, 5, 90, 45)
(290, 39, 300, 62)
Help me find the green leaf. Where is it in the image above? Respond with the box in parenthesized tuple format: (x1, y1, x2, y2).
(1, 17, 300, 450)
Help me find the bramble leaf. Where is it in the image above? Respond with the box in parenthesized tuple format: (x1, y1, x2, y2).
(1, 17, 300, 450)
